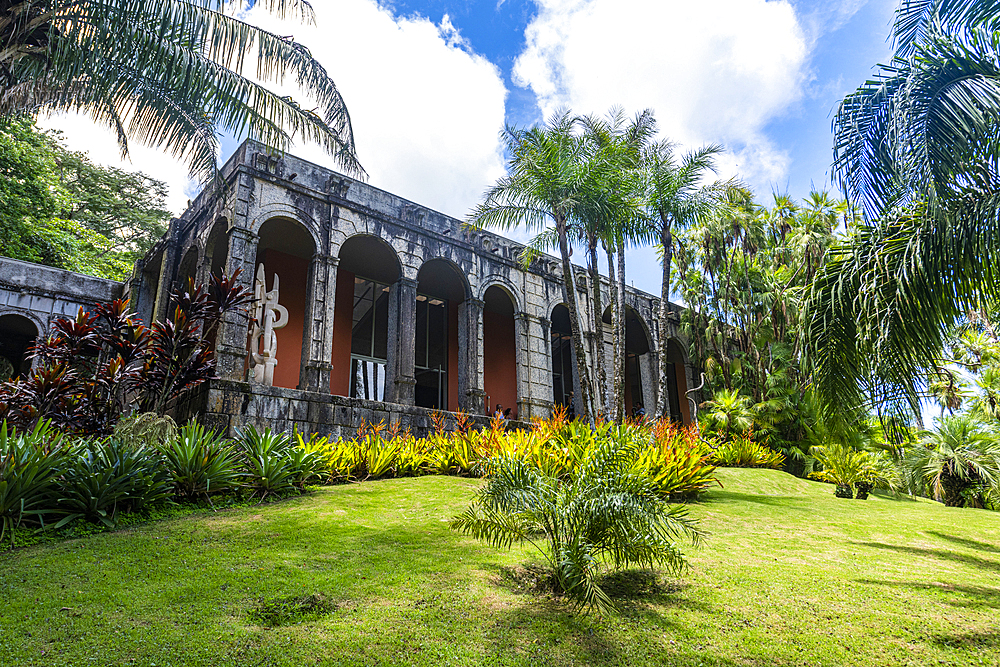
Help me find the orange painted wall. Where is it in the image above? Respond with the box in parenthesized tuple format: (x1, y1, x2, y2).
(483, 309, 517, 418)
(260, 249, 307, 390)
(676, 362, 691, 424)
(330, 267, 355, 396)
(448, 301, 459, 411)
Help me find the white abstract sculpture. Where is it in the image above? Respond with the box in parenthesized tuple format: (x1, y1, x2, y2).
(249, 263, 288, 386)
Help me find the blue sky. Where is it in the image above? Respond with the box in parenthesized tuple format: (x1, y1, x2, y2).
(44, 0, 899, 296)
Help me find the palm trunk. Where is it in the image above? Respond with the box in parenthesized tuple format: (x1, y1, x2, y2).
(605, 241, 624, 423)
(657, 218, 673, 418)
(557, 218, 595, 423)
(588, 236, 608, 417)
(617, 237, 628, 413)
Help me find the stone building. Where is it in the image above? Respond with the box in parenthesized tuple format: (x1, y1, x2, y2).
(1, 139, 698, 437)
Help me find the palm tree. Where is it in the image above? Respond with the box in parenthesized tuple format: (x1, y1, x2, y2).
(805, 0, 1000, 417)
(469, 112, 597, 421)
(577, 108, 655, 421)
(2, 0, 361, 180)
(701, 388, 754, 442)
(642, 141, 728, 418)
(451, 435, 701, 612)
(906, 414, 1000, 507)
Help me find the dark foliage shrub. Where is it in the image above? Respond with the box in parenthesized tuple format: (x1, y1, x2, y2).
(0, 272, 250, 435)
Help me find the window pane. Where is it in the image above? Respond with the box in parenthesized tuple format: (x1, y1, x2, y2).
(351, 279, 374, 357)
(427, 301, 446, 370)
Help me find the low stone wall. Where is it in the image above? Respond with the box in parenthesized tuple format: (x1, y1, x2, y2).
(172, 379, 530, 439)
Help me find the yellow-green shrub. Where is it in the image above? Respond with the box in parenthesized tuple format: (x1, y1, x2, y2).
(634, 420, 720, 499)
(709, 431, 785, 469)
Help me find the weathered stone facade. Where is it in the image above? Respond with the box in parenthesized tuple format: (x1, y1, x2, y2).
(0, 257, 124, 377)
(127, 140, 698, 437)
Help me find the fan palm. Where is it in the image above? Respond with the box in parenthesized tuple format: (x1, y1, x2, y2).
(805, 0, 1000, 417)
(1, 0, 361, 180)
(906, 413, 1000, 506)
(451, 436, 701, 613)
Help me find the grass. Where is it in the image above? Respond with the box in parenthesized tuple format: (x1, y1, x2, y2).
(2, 469, 999, 666)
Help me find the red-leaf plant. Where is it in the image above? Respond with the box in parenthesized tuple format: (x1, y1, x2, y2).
(0, 271, 251, 435)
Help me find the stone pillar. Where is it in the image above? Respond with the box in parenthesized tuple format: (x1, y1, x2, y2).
(151, 240, 179, 324)
(513, 311, 530, 420)
(298, 254, 338, 392)
(522, 314, 555, 421)
(391, 276, 418, 405)
(463, 297, 486, 414)
(214, 226, 258, 382)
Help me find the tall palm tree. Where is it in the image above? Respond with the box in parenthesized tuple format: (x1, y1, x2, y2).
(805, 0, 1000, 418)
(577, 108, 655, 421)
(1, 0, 361, 180)
(642, 141, 728, 418)
(469, 112, 597, 422)
(906, 414, 1000, 506)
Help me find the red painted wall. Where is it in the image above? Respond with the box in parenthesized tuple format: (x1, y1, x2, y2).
(260, 249, 307, 390)
(676, 362, 691, 425)
(483, 309, 517, 418)
(330, 268, 355, 396)
(448, 301, 459, 411)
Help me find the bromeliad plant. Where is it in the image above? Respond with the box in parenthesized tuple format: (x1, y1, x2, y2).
(0, 272, 251, 435)
(0, 420, 64, 543)
(452, 436, 702, 613)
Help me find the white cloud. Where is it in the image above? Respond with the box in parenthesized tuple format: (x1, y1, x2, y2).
(513, 0, 809, 188)
(245, 1, 508, 219)
(39, 0, 509, 220)
(512, 0, 810, 296)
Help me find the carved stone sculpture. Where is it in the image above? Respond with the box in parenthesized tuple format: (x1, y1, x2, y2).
(249, 263, 288, 386)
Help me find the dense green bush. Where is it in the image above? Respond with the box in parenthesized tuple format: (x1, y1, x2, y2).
(159, 423, 243, 500)
(0, 421, 64, 543)
(709, 431, 785, 469)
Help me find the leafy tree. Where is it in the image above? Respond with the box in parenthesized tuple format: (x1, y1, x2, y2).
(806, 0, 1000, 418)
(2, 0, 361, 180)
(0, 117, 170, 279)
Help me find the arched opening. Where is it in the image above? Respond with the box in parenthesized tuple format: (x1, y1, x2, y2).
(331, 235, 401, 400)
(176, 246, 198, 291)
(254, 218, 316, 390)
(138, 247, 163, 323)
(551, 304, 574, 415)
(415, 259, 467, 410)
(204, 219, 229, 279)
(483, 285, 518, 419)
(623, 309, 652, 419)
(664, 339, 690, 424)
(0, 314, 38, 381)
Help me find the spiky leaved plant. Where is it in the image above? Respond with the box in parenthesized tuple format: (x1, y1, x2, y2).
(452, 436, 701, 613)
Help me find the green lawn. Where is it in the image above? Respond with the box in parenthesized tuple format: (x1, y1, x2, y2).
(2, 470, 999, 667)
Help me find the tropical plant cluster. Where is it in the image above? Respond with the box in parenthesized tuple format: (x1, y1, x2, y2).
(0, 272, 250, 432)
(0, 419, 325, 544)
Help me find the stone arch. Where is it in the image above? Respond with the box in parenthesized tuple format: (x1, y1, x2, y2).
(549, 303, 576, 416)
(203, 217, 230, 280)
(251, 203, 322, 252)
(483, 285, 519, 419)
(176, 245, 199, 290)
(330, 233, 403, 399)
(414, 258, 470, 411)
(478, 275, 522, 313)
(0, 312, 40, 380)
(253, 216, 318, 390)
(662, 337, 692, 424)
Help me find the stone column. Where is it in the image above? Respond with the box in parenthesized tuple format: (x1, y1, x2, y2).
(391, 276, 418, 405)
(462, 297, 486, 414)
(521, 314, 555, 421)
(513, 311, 530, 420)
(298, 254, 338, 392)
(150, 240, 179, 324)
(214, 226, 258, 382)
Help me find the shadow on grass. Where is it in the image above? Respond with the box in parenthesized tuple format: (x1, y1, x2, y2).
(930, 631, 1000, 650)
(702, 491, 811, 509)
(851, 541, 1000, 573)
(926, 531, 1000, 554)
(856, 579, 1000, 610)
